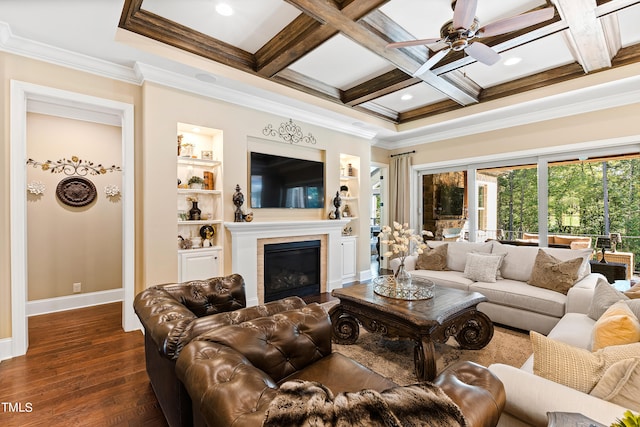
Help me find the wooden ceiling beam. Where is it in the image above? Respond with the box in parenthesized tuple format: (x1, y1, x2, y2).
(119, 0, 255, 70)
(553, 0, 613, 72)
(285, 0, 478, 106)
(256, 0, 389, 77)
(342, 69, 420, 106)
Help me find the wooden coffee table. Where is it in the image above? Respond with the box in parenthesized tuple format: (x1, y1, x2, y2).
(329, 282, 493, 381)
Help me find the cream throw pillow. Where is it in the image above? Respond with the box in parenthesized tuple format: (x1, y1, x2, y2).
(591, 301, 640, 351)
(590, 357, 640, 411)
(531, 331, 640, 393)
(463, 252, 503, 283)
(415, 244, 448, 271)
(527, 249, 582, 295)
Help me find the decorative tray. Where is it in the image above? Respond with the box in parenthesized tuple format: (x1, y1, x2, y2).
(373, 275, 435, 300)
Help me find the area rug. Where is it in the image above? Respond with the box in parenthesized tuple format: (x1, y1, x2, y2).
(323, 301, 532, 385)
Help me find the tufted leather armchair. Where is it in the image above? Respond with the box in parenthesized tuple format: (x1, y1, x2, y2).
(176, 303, 506, 427)
(133, 274, 307, 427)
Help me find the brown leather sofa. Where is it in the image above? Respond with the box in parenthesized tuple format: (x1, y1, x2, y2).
(133, 274, 307, 427)
(176, 303, 505, 427)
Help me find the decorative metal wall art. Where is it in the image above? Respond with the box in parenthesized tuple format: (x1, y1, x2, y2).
(26, 155, 121, 176)
(27, 155, 121, 207)
(56, 176, 97, 207)
(262, 119, 317, 145)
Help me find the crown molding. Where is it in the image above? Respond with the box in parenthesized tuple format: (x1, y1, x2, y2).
(373, 72, 640, 149)
(0, 20, 377, 140)
(134, 62, 379, 140)
(0, 22, 140, 85)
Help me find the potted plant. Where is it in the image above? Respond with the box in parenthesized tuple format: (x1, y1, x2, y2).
(612, 411, 640, 427)
(188, 176, 204, 189)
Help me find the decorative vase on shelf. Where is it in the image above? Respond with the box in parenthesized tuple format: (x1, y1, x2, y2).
(395, 261, 412, 288)
(189, 201, 201, 221)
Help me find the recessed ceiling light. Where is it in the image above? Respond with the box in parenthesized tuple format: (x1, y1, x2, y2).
(215, 3, 234, 16)
(192, 127, 201, 133)
(504, 57, 522, 66)
(400, 94, 413, 101)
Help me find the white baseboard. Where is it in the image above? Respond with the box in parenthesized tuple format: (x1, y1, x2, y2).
(26, 288, 124, 317)
(359, 269, 373, 283)
(0, 338, 12, 361)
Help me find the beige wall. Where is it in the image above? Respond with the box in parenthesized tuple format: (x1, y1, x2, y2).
(141, 82, 372, 282)
(26, 113, 122, 300)
(392, 103, 640, 165)
(0, 52, 141, 339)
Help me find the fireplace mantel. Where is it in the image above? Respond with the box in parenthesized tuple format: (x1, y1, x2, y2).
(225, 220, 350, 306)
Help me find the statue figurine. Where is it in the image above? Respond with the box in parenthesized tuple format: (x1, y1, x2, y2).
(233, 184, 245, 222)
(333, 191, 341, 219)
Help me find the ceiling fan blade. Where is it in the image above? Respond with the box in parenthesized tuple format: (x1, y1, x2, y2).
(453, 0, 478, 29)
(464, 42, 501, 66)
(387, 37, 443, 49)
(478, 7, 555, 38)
(413, 48, 451, 76)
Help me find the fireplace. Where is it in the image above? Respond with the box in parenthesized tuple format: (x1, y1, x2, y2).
(263, 240, 321, 302)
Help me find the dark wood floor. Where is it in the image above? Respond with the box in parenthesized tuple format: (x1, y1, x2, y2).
(0, 263, 388, 426)
(0, 303, 167, 427)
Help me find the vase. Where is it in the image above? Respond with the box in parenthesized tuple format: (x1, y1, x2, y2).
(189, 201, 201, 221)
(395, 261, 412, 288)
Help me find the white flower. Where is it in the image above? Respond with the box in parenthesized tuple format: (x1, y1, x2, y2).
(105, 184, 120, 197)
(380, 222, 427, 266)
(27, 181, 45, 195)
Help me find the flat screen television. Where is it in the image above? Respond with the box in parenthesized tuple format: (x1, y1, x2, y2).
(250, 152, 324, 209)
(436, 185, 464, 216)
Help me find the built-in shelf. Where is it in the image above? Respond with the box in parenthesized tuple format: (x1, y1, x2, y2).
(177, 158, 221, 167)
(177, 123, 224, 281)
(177, 189, 222, 196)
(178, 219, 223, 226)
(178, 246, 222, 254)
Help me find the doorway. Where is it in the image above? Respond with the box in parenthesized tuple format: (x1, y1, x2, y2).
(370, 162, 388, 273)
(10, 81, 136, 358)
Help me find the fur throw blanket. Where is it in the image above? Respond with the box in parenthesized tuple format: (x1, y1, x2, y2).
(263, 380, 467, 427)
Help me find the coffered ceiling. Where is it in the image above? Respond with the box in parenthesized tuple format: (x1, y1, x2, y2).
(119, 0, 640, 124)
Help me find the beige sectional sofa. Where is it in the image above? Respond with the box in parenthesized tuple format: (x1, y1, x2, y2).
(489, 281, 640, 426)
(391, 241, 607, 334)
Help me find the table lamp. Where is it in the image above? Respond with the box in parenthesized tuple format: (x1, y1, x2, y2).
(595, 236, 612, 263)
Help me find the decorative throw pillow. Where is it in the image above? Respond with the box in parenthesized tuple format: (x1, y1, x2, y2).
(463, 252, 503, 283)
(415, 244, 448, 271)
(474, 250, 508, 279)
(531, 331, 640, 393)
(625, 282, 640, 300)
(588, 281, 640, 321)
(527, 249, 582, 295)
(590, 357, 640, 411)
(591, 301, 640, 351)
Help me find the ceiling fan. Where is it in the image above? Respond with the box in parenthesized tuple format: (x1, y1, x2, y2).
(387, 0, 556, 76)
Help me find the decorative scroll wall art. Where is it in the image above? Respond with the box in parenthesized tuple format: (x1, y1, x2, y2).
(262, 119, 317, 145)
(27, 155, 122, 207)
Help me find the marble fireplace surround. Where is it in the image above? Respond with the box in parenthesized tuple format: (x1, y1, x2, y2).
(225, 220, 350, 306)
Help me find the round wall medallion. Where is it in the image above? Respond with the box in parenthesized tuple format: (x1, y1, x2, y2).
(56, 176, 97, 207)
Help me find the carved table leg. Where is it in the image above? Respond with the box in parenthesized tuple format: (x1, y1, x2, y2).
(329, 306, 360, 345)
(454, 311, 494, 350)
(414, 337, 437, 381)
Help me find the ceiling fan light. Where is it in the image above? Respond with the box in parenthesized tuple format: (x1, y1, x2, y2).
(504, 57, 522, 66)
(215, 3, 234, 17)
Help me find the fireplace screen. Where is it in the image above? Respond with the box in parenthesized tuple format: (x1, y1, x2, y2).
(264, 240, 321, 302)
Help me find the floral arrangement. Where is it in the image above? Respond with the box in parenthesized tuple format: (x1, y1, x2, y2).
(612, 411, 640, 427)
(380, 221, 426, 267)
